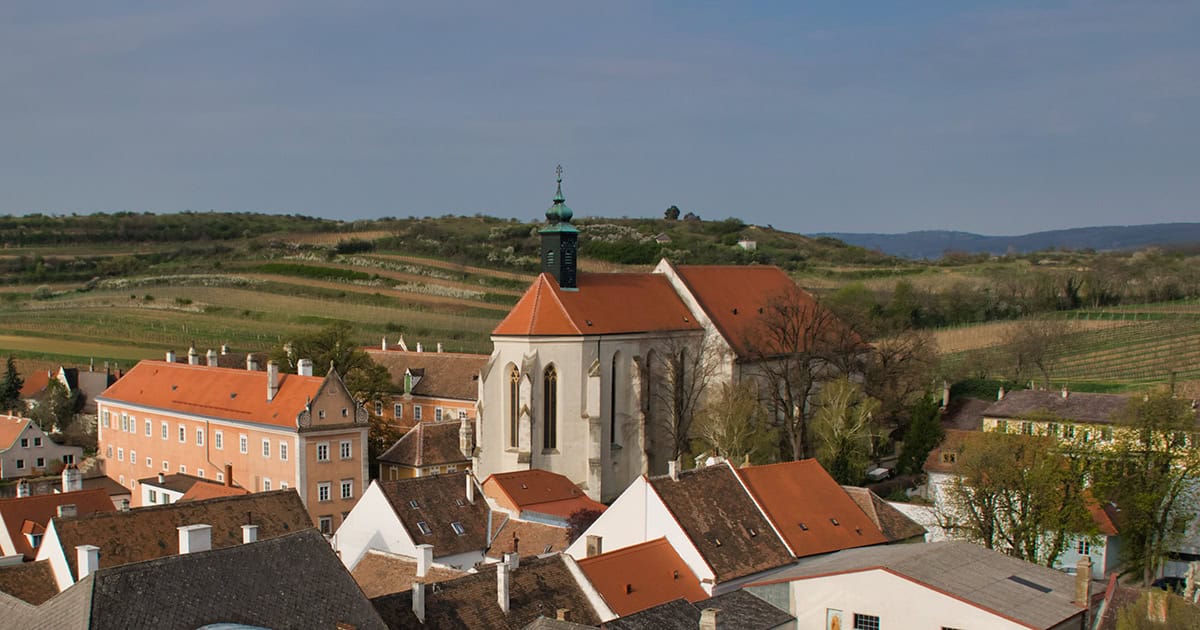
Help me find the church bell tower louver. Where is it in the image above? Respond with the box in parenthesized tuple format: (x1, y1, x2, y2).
(539, 165, 579, 290)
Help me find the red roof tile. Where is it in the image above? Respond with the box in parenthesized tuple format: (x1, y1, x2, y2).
(99, 360, 325, 429)
(487, 519, 572, 559)
(482, 470, 606, 519)
(18, 370, 50, 399)
(179, 481, 251, 502)
(0, 488, 116, 559)
(493, 273, 701, 336)
(734, 460, 888, 557)
(577, 538, 708, 616)
(0, 414, 30, 450)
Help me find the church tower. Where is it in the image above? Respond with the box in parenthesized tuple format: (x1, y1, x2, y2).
(540, 165, 578, 290)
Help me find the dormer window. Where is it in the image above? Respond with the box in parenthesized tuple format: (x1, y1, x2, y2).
(455, 499, 465, 507)
(409, 499, 420, 509)
(417, 521, 432, 535)
(831, 518, 840, 526)
(799, 522, 809, 531)
(451, 522, 466, 536)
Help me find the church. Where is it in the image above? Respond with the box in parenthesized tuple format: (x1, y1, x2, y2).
(466, 169, 834, 502)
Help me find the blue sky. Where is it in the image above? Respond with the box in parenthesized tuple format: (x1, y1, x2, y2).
(2, 1, 1197, 234)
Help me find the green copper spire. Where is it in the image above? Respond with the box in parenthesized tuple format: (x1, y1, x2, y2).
(543, 164, 576, 230)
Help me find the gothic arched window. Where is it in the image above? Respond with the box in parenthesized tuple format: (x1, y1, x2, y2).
(543, 365, 558, 450)
(508, 366, 520, 448)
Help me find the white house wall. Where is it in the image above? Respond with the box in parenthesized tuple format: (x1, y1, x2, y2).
(332, 482, 416, 569)
(34, 520, 74, 591)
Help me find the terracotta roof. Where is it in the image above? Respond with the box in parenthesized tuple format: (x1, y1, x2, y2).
(0, 560, 57, 605)
(98, 360, 325, 430)
(577, 538, 707, 616)
(648, 464, 794, 583)
(483, 470, 607, 520)
(18, 370, 49, 399)
(983, 390, 1134, 425)
(494, 273, 701, 337)
(1087, 497, 1120, 537)
(371, 554, 603, 629)
(0, 414, 29, 451)
(179, 481, 250, 501)
(366, 349, 487, 402)
(841, 486, 927, 542)
(379, 420, 470, 468)
(51, 489, 311, 580)
(376, 473, 491, 559)
(0, 488, 116, 559)
(488, 519, 572, 559)
(351, 549, 466, 598)
(735, 460, 888, 557)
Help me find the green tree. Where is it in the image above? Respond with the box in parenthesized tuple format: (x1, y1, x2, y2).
(664, 205, 681, 221)
(1094, 391, 1200, 586)
(812, 377, 881, 485)
(0, 357, 23, 412)
(694, 381, 776, 465)
(897, 394, 942, 475)
(944, 430, 1094, 566)
(29, 379, 80, 433)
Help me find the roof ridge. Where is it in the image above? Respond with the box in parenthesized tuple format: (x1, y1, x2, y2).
(578, 537, 670, 563)
(540, 274, 582, 335)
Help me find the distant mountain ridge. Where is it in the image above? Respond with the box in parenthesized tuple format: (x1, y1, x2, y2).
(815, 223, 1200, 259)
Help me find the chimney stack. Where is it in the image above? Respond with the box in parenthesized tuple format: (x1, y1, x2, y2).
(416, 342, 424, 353)
(57, 504, 77, 518)
(699, 608, 720, 630)
(246, 355, 258, 371)
(556, 609, 570, 622)
(497, 559, 510, 613)
(382, 337, 388, 351)
(158, 472, 165, 483)
(77, 545, 100, 579)
(997, 385, 1006, 400)
(412, 581, 425, 623)
(242, 524, 258, 544)
(941, 380, 950, 410)
(398, 335, 408, 351)
(62, 465, 82, 493)
(266, 361, 280, 401)
(466, 473, 475, 505)
(505, 551, 519, 571)
(1075, 555, 1092, 607)
(206, 349, 218, 367)
(297, 358, 314, 377)
(16, 480, 30, 498)
(668, 459, 679, 481)
(585, 535, 603, 558)
(224, 464, 234, 487)
(221, 344, 230, 354)
(459, 419, 475, 461)
(166, 350, 176, 363)
(417, 544, 433, 578)
(188, 346, 199, 365)
(437, 342, 443, 353)
(1062, 386, 1069, 399)
(178, 524, 213, 554)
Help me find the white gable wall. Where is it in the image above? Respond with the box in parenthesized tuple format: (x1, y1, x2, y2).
(34, 520, 73, 591)
(332, 481, 415, 569)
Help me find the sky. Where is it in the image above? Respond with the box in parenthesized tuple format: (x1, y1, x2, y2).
(1, 1, 1197, 235)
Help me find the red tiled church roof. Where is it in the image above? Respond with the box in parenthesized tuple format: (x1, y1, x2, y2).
(493, 273, 701, 337)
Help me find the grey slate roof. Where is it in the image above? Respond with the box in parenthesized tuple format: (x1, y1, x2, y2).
(982, 390, 1132, 425)
(602, 592, 792, 630)
(752, 540, 1085, 629)
(0, 528, 386, 629)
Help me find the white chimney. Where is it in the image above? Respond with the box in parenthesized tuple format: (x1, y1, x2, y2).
(699, 608, 719, 630)
(505, 551, 519, 571)
(165, 350, 176, 363)
(586, 535, 603, 558)
(668, 459, 679, 481)
(297, 358, 314, 377)
(398, 335, 408, 351)
(416, 342, 424, 353)
(497, 559, 510, 613)
(157, 472, 165, 484)
(382, 337, 388, 351)
(417, 544, 433, 578)
(242, 524, 258, 544)
(412, 582, 425, 623)
(997, 385, 1006, 400)
(187, 346, 199, 365)
(437, 342, 443, 353)
(246, 355, 258, 371)
(62, 465, 82, 493)
(178, 524, 213, 554)
(77, 545, 100, 579)
(57, 504, 77, 518)
(206, 349, 218, 367)
(1062, 386, 1069, 399)
(466, 473, 475, 505)
(16, 480, 30, 498)
(220, 344, 230, 354)
(266, 361, 280, 401)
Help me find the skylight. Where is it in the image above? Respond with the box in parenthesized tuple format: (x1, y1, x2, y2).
(1007, 575, 1052, 593)
(417, 521, 432, 535)
(451, 522, 466, 536)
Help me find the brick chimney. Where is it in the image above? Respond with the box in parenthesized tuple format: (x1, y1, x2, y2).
(266, 361, 280, 401)
(497, 560, 511, 613)
(242, 524, 258, 544)
(224, 464, 234, 487)
(585, 535, 603, 558)
(1075, 555, 1092, 607)
(77, 545, 100, 579)
(417, 544, 433, 578)
(178, 524, 212, 554)
(157, 472, 165, 484)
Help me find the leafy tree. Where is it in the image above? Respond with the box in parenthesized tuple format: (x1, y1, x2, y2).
(664, 205, 681, 221)
(0, 357, 24, 412)
(29, 379, 81, 433)
(812, 377, 881, 485)
(897, 394, 943, 475)
(1094, 391, 1200, 586)
(270, 322, 373, 378)
(694, 381, 776, 465)
(943, 430, 1094, 567)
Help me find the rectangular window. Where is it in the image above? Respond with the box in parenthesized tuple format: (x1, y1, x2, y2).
(106, 446, 112, 458)
(263, 478, 272, 491)
(129, 451, 136, 465)
(197, 468, 204, 478)
(394, 404, 402, 419)
(340, 440, 352, 460)
(1103, 427, 1114, 441)
(35, 457, 45, 468)
(853, 614, 880, 630)
(435, 407, 443, 422)
(196, 429, 204, 446)
(374, 401, 382, 415)
(178, 425, 186, 443)
(102, 411, 110, 428)
(341, 479, 353, 499)
(239, 434, 248, 454)
(120, 413, 128, 432)
(180, 464, 186, 474)
(145, 419, 151, 436)
(15, 459, 24, 469)
(161, 422, 168, 440)
(163, 460, 169, 471)
(414, 405, 423, 421)
(458, 409, 467, 420)
(262, 439, 270, 458)
(1021, 421, 1033, 435)
(996, 420, 1008, 433)
(63, 454, 74, 465)
(216, 471, 224, 483)
(1063, 424, 1075, 439)
(149, 489, 158, 503)
(319, 516, 332, 535)
(451, 522, 466, 536)
(279, 441, 289, 461)
(317, 443, 330, 462)
(33, 437, 42, 447)
(146, 457, 152, 468)
(1077, 539, 1091, 555)
(215, 431, 223, 450)
(318, 482, 331, 502)
(117, 448, 124, 461)
(20, 438, 28, 448)
(280, 481, 289, 489)
(416, 521, 432, 535)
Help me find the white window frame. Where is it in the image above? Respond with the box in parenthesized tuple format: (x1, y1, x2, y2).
(161, 421, 168, 440)
(394, 403, 402, 419)
(117, 448, 124, 462)
(179, 464, 186, 474)
(317, 482, 331, 502)
(239, 434, 248, 454)
(178, 424, 186, 443)
(414, 405, 422, 421)
(435, 407, 443, 422)
(263, 478, 272, 491)
(215, 430, 223, 450)
(145, 419, 151, 436)
(340, 479, 353, 499)
(280, 441, 289, 461)
(146, 457, 152, 468)
(340, 440, 352, 460)
(196, 428, 204, 446)
(317, 442, 330, 462)
(262, 439, 271, 458)
(129, 451, 136, 465)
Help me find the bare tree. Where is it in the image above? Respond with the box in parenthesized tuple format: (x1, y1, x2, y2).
(864, 329, 939, 432)
(1002, 318, 1071, 388)
(694, 381, 775, 464)
(745, 287, 863, 461)
(648, 333, 724, 464)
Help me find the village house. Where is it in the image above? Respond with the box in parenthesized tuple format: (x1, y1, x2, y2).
(136, 469, 249, 506)
(33, 489, 312, 592)
(981, 388, 1134, 444)
(471, 170, 852, 502)
(483, 469, 606, 527)
(378, 419, 472, 480)
(575, 537, 708, 618)
(746, 540, 1092, 630)
(0, 469, 113, 561)
(366, 341, 487, 430)
(0, 413, 82, 479)
(96, 355, 369, 532)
